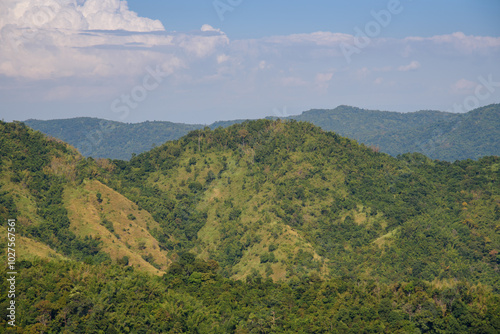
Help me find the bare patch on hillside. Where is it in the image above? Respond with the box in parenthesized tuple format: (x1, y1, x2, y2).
(65, 180, 170, 275)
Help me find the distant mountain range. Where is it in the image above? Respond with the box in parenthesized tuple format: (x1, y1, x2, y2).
(289, 104, 500, 161)
(24, 117, 203, 160)
(25, 104, 500, 161)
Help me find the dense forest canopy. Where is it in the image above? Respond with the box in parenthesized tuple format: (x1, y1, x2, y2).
(1, 119, 499, 333)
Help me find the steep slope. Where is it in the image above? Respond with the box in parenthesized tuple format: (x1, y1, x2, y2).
(64, 179, 169, 275)
(0, 121, 170, 273)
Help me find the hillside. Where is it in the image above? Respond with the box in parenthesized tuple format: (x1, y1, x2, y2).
(0, 121, 171, 273)
(107, 119, 500, 285)
(1, 120, 500, 332)
(3, 119, 499, 282)
(291, 105, 457, 145)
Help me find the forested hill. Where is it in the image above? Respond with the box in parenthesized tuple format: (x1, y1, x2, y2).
(24, 117, 204, 160)
(114, 119, 500, 285)
(1, 119, 500, 332)
(25, 103, 500, 161)
(290, 104, 500, 161)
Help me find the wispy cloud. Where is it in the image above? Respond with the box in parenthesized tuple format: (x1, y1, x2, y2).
(398, 61, 421, 72)
(452, 78, 478, 94)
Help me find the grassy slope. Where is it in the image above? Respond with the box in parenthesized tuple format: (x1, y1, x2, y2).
(0, 122, 171, 275)
(64, 180, 170, 275)
(147, 147, 328, 281)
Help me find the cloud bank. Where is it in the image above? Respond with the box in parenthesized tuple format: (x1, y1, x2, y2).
(0, 1, 499, 122)
(0, 0, 228, 81)
(0, 0, 165, 32)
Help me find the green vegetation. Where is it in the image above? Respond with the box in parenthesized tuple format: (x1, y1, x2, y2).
(1, 118, 499, 332)
(0, 121, 109, 264)
(1, 259, 499, 333)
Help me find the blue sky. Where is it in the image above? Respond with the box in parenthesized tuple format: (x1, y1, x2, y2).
(127, 0, 500, 39)
(0, 0, 499, 124)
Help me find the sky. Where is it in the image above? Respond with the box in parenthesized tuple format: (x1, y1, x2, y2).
(0, 0, 499, 124)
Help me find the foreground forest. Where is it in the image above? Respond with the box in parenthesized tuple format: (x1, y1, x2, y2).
(1, 119, 499, 333)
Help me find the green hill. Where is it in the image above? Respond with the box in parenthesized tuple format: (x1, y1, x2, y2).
(110, 119, 500, 285)
(1, 120, 499, 332)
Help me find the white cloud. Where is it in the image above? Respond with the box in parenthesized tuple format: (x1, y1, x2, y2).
(0, 0, 228, 81)
(264, 31, 352, 47)
(178, 33, 229, 58)
(201, 24, 221, 33)
(217, 54, 229, 64)
(316, 72, 334, 82)
(0, 0, 165, 32)
(398, 61, 421, 72)
(315, 72, 334, 91)
(452, 78, 477, 94)
(405, 32, 500, 53)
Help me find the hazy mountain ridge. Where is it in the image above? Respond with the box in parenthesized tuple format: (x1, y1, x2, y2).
(24, 117, 205, 160)
(289, 104, 500, 160)
(24, 104, 500, 161)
